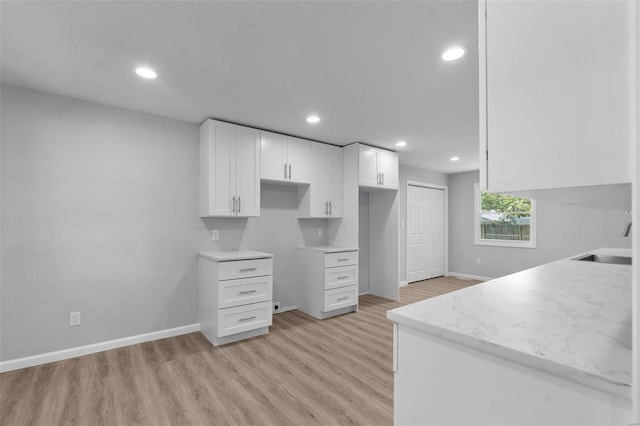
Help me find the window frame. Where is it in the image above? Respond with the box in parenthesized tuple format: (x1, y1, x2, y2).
(474, 183, 537, 249)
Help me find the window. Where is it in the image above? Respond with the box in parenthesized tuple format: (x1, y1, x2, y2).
(474, 183, 536, 248)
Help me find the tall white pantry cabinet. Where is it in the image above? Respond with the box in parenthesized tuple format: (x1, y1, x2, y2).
(199, 119, 261, 217)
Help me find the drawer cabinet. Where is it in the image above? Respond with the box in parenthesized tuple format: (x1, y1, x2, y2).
(296, 247, 359, 320)
(199, 251, 273, 346)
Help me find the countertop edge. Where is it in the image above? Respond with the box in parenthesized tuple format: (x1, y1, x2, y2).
(386, 310, 632, 400)
(198, 250, 274, 262)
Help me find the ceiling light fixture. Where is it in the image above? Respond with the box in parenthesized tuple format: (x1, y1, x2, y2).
(396, 141, 407, 147)
(306, 115, 321, 124)
(135, 67, 157, 79)
(450, 156, 461, 162)
(442, 46, 466, 61)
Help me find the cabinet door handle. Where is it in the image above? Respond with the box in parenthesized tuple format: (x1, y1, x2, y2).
(325, 201, 328, 215)
(238, 196, 241, 214)
(232, 196, 236, 213)
(289, 164, 292, 180)
(239, 289, 258, 295)
(238, 316, 257, 322)
(337, 296, 349, 301)
(382, 173, 384, 185)
(337, 276, 349, 280)
(329, 201, 332, 216)
(337, 258, 349, 262)
(284, 163, 288, 179)
(239, 267, 258, 272)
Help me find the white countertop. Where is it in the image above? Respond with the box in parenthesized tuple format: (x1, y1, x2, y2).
(296, 246, 359, 253)
(387, 248, 632, 398)
(199, 250, 273, 262)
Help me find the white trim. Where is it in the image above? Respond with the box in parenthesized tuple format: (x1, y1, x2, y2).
(0, 323, 200, 373)
(275, 305, 297, 314)
(405, 181, 449, 284)
(399, 281, 408, 287)
(446, 272, 494, 282)
(358, 291, 370, 296)
(474, 183, 537, 249)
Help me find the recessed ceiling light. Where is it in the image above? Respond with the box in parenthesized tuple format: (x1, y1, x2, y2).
(306, 115, 321, 124)
(442, 46, 466, 61)
(450, 156, 461, 162)
(135, 67, 157, 79)
(396, 141, 407, 147)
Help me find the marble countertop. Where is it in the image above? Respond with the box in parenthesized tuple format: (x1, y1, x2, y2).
(199, 250, 273, 262)
(297, 246, 359, 253)
(387, 248, 632, 398)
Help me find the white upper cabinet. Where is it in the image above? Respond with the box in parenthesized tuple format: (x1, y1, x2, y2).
(298, 143, 343, 218)
(479, 0, 633, 192)
(200, 119, 260, 217)
(358, 144, 399, 190)
(260, 131, 311, 184)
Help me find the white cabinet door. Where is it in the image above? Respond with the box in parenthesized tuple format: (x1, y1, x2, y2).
(359, 145, 379, 188)
(286, 137, 311, 184)
(327, 145, 343, 217)
(200, 120, 235, 217)
(480, 0, 632, 192)
(308, 142, 329, 217)
(260, 131, 287, 182)
(379, 150, 399, 189)
(200, 120, 261, 217)
(235, 125, 260, 217)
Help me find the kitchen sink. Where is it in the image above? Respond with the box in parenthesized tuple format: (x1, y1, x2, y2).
(572, 254, 632, 265)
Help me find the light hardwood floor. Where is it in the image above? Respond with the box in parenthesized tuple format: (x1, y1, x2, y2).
(0, 276, 481, 426)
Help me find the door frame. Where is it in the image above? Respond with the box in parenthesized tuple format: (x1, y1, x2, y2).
(406, 181, 449, 283)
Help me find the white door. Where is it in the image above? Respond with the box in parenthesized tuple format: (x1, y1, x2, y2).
(408, 185, 444, 282)
(327, 145, 343, 217)
(358, 145, 379, 187)
(379, 150, 399, 189)
(260, 131, 287, 182)
(235, 126, 261, 216)
(209, 120, 236, 216)
(309, 142, 329, 216)
(286, 137, 311, 184)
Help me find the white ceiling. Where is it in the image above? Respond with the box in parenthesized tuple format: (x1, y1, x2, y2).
(0, 1, 479, 174)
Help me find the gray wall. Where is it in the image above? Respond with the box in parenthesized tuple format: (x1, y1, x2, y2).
(0, 85, 326, 361)
(448, 170, 632, 278)
(358, 192, 369, 294)
(398, 165, 449, 283)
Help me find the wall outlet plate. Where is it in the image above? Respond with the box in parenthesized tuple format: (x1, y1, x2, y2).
(69, 312, 81, 327)
(318, 229, 323, 238)
(273, 302, 281, 313)
(211, 230, 220, 241)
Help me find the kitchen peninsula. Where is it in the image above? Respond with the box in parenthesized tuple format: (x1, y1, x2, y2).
(388, 248, 632, 426)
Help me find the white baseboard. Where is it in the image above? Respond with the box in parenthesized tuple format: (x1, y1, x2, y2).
(446, 272, 494, 282)
(0, 323, 200, 373)
(358, 291, 369, 296)
(399, 280, 408, 287)
(275, 305, 297, 314)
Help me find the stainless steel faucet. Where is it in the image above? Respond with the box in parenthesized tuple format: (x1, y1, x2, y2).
(621, 222, 632, 237)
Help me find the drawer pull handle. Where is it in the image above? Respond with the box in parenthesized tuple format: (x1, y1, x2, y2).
(337, 296, 349, 301)
(337, 258, 349, 262)
(337, 276, 349, 280)
(239, 290, 257, 295)
(239, 268, 258, 272)
(238, 316, 257, 323)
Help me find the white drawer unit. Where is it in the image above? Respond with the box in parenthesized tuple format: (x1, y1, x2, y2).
(199, 251, 274, 346)
(296, 247, 359, 320)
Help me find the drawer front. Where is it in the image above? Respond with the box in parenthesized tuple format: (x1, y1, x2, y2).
(324, 285, 357, 312)
(324, 251, 358, 268)
(217, 301, 272, 337)
(218, 258, 272, 280)
(324, 265, 358, 290)
(218, 276, 273, 309)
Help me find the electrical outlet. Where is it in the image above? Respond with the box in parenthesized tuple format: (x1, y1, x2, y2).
(318, 229, 323, 238)
(273, 302, 281, 313)
(69, 312, 81, 327)
(211, 229, 219, 241)
(476, 257, 481, 265)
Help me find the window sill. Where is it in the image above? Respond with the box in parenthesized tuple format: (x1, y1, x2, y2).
(474, 239, 536, 249)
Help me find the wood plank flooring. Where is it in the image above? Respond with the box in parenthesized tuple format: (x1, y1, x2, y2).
(0, 276, 481, 426)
